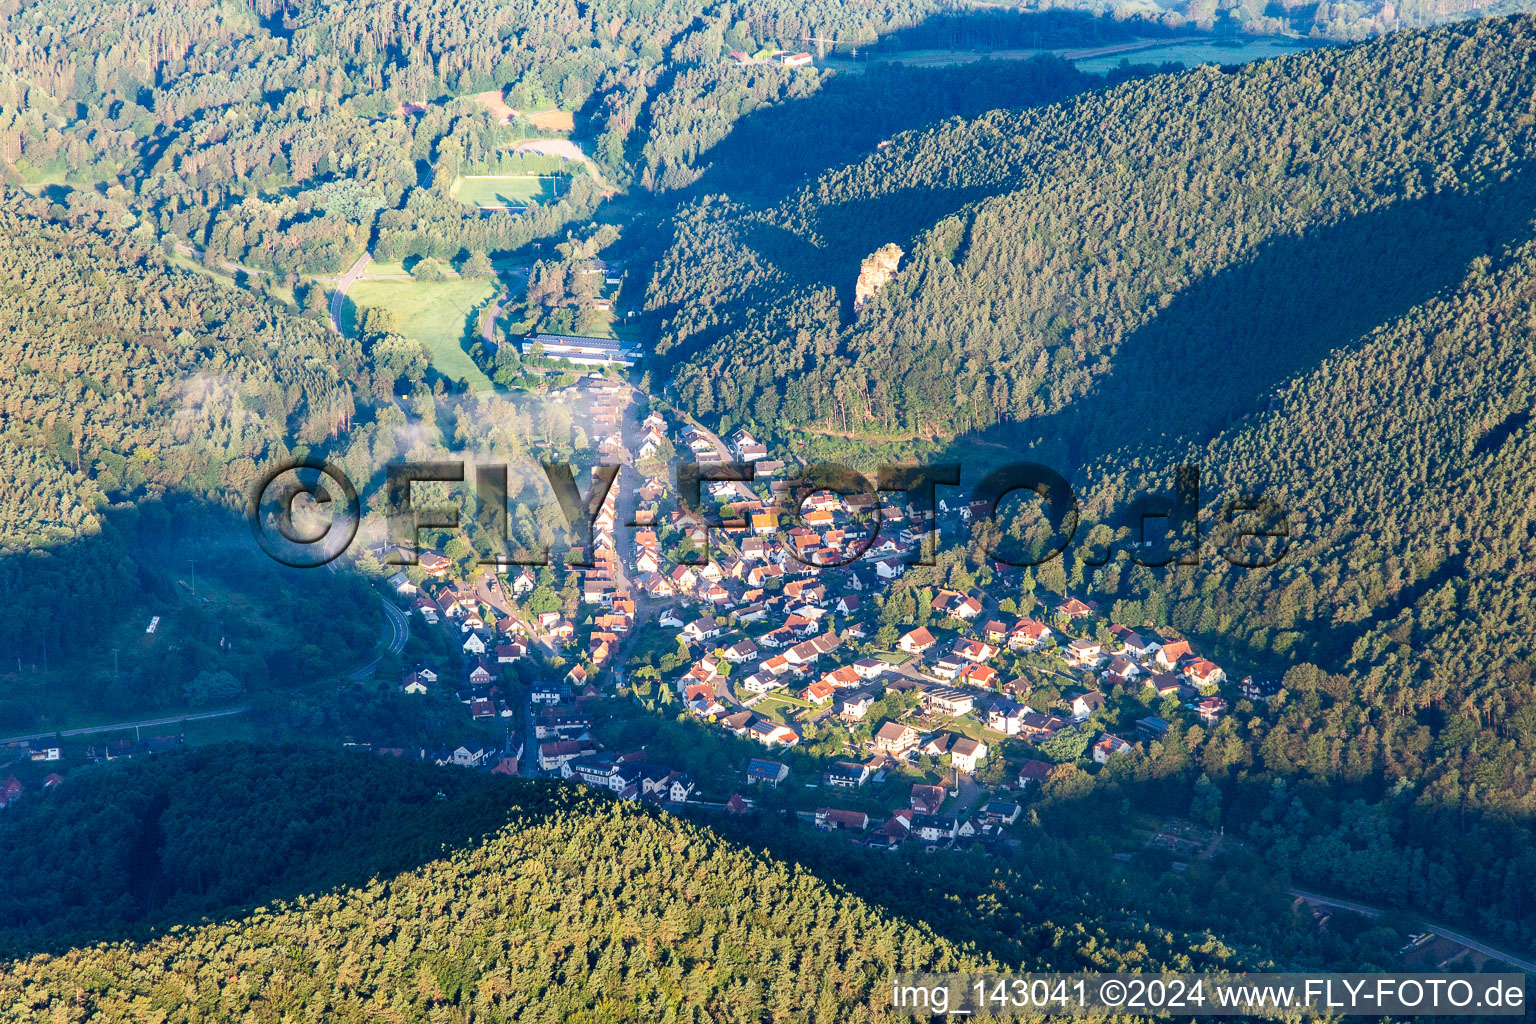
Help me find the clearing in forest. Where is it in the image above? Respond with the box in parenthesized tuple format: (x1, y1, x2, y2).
(342, 277, 496, 390)
(453, 175, 563, 209)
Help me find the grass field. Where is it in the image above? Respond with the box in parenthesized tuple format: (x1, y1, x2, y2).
(1072, 36, 1320, 73)
(342, 277, 496, 389)
(454, 175, 561, 209)
(521, 109, 575, 132)
(827, 34, 1321, 75)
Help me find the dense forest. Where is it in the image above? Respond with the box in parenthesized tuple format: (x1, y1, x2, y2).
(648, 16, 1536, 948)
(0, 189, 590, 725)
(0, 750, 1417, 1021)
(651, 17, 1536, 444)
(0, 0, 1004, 273)
(0, 746, 527, 956)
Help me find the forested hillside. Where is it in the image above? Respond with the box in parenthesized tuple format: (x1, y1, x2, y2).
(0, 749, 1420, 1022)
(653, 18, 1536, 443)
(0, 0, 977, 273)
(0, 746, 527, 956)
(0, 189, 581, 726)
(1087, 233, 1536, 941)
(0, 196, 364, 551)
(0, 787, 997, 1022)
(650, 17, 1536, 948)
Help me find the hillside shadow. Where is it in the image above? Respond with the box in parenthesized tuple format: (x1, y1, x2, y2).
(957, 168, 1536, 474)
(0, 496, 379, 737)
(687, 52, 1093, 203)
(0, 748, 574, 958)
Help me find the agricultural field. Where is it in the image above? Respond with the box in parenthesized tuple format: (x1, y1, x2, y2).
(342, 277, 496, 389)
(453, 175, 563, 209)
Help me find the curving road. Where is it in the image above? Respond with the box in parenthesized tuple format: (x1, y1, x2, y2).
(1287, 888, 1536, 972)
(329, 251, 372, 333)
(348, 595, 411, 681)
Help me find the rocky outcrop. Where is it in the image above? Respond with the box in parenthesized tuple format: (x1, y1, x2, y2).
(854, 243, 902, 313)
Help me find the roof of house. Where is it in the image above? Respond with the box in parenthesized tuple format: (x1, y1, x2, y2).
(1017, 759, 1052, 781)
(746, 758, 788, 778)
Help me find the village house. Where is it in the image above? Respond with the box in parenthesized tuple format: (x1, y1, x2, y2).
(1092, 734, 1132, 763)
(740, 671, 784, 694)
(978, 801, 1021, 826)
(1240, 675, 1282, 702)
(1017, 759, 1052, 788)
(1183, 658, 1226, 689)
(815, 807, 869, 832)
(683, 617, 723, 643)
(826, 761, 871, 788)
(1009, 619, 1052, 651)
(1065, 638, 1103, 667)
(949, 736, 988, 773)
(958, 663, 999, 689)
(911, 814, 958, 844)
(746, 758, 790, 786)
(1156, 639, 1193, 670)
(873, 721, 920, 756)
(1019, 710, 1068, 741)
(1071, 690, 1107, 720)
(539, 738, 596, 772)
(922, 685, 974, 716)
(747, 719, 799, 748)
(930, 655, 964, 680)
(836, 691, 875, 721)
(934, 590, 983, 620)
(723, 638, 759, 663)
(1148, 672, 1184, 698)
(1110, 624, 1158, 656)
(1107, 654, 1141, 686)
(898, 627, 936, 655)
(1198, 696, 1229, 723)
(1058, 597, 1092, 618)
(910, 783, 947, 816)
(954, 639, 998, 663)
(853, 657, 888, 680)
(986, 699, 1028, 735)
(800, 680, 836, 704)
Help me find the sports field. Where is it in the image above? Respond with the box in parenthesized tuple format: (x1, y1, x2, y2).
(342, 277, 496, 389)
(454, 175, 562, 209)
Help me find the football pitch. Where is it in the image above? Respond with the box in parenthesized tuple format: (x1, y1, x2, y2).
(454, 175, 562, 209)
